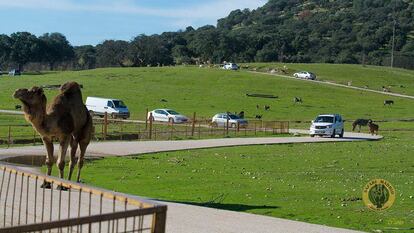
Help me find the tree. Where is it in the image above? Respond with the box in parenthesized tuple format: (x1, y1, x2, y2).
(9, 32, 41, 70)
(128, 35, 173, 67)
(74, 45, 96, 70)
(39, 33, 74, 70)
(0, 34, 12, 67)
(96, 40, 129, 67)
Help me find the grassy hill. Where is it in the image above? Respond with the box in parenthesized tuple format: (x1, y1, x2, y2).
(2, 65, 414, 124)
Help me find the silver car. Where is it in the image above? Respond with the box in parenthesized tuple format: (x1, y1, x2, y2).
(211, 113, 248, 128)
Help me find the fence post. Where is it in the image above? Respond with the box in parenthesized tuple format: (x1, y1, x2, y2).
(198, 121, 201, 139)
(170, 121, 174, 140)
(120, 120, 123, 140)
(104, 112, 108, 140)
(33, 130, 36, 145)
(254, 122, 257, 136)
(145, 108, 148, 130)
(8, 126, 11, 146)
(191, 112, 196, 136)
(149, 113, 153, 139)
(226, 112, 229, 135)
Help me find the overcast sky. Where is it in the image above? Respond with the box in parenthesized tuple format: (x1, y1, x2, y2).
(0, 0, 266, 46)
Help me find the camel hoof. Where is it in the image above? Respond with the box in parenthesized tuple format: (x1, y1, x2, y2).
(57, 185, 69, 191)
(40, 182, 52, 189)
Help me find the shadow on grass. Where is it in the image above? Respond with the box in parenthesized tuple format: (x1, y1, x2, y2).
(165, 200, 279, 212)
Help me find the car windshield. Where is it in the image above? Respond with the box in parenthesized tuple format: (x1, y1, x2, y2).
(113, 100, 127, 108)
(315, 116, 334, 123)
(227, 114, 240, 119)
(166, 110, 180, 115)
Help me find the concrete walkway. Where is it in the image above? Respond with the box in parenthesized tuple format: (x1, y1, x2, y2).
(251, 71, 414, 100)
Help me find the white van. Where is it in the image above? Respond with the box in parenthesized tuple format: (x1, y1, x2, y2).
(86, 97, 130, 119)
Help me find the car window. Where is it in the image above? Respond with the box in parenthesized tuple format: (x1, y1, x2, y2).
(107, 101, 114, 108)
(155, 110, 163, 114)
(315, 116, 334, 123)
(166, 110, 179, 115)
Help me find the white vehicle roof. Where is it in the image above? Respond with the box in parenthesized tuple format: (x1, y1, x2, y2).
(87, 97, 121, 101)
(317, 114, 341, 117)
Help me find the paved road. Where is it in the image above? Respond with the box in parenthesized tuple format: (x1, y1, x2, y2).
(0, 131, 378, 233)
(0, 131, 381, 159)
(250, 71, 414, 100)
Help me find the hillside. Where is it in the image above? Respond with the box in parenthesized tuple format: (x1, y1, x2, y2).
(2, 65, 414, 122)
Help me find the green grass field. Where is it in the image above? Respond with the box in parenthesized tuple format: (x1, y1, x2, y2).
(245, 63, 414, 96)
(1, 66, 413, 122)
(6, 64, 414, 232)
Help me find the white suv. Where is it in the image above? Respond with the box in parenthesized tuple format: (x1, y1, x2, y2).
(310, 114, 344, 138)
(293, 71, 316, 80)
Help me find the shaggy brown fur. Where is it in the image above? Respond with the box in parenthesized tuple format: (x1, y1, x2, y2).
(367, 120, 379, 135)
(13, 82, 93, 187)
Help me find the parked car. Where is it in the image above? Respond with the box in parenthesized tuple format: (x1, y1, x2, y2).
(211, 113, 248, 128)
(309, 114, 344, 138)
(8, 69, 21, 76)
(85, 97, 130, 119)
(148, 109, 188, 123)
(293, 71, 316, 80)
(222, 63, 239, 70)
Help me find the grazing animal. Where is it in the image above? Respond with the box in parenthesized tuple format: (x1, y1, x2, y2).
(255, 115, 262, 119)
(352, 119, 370, 132)
(367, 120, 379, 135)
(160, 99, 168, 102)
(382, 86, 391, 92)
(15, 105, 22, 110)
(264, 105, 270, 111)
(13, 82, 93, 188)
(293, 97, 302, 104)
(256, 104, 260, 109)
(384, 100, 394, 106)
(238, 111, 245, 119)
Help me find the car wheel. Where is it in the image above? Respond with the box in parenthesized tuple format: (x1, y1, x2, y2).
(89, 111, 94, 118)
(339, 130, 344, 138)
(294, 74, 298, 78)
(310, 134, 315, 138)
(231, 123, 236, 128)
(111, 113, 116, 119)
(331, 130, 336, 138)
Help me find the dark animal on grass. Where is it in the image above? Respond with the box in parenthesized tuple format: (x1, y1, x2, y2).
(367, 120, 379, 135)
(255, 115, 262, 119)
(256, 104, 259, 109)
(15, 105, 22, 110)
(264, 105, 270, 111)
(382, 86, 391, 93)
(352, 119, 370, 132)
(160, 99, 168, 102)
(293, 97, 302, 104)
(384, 100, 394, 106)
(238, 111, 245, 119)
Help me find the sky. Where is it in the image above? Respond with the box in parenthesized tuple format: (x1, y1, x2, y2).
(0, 0, 266, 46)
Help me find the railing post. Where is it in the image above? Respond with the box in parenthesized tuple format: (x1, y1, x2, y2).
(149, 113, 153, 140)
(152, 209, 167, 233)
(104, 112, 108, 140)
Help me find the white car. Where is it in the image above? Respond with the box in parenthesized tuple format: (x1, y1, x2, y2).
(86, 97, 130, 119)
(211, 113, 248, 128)
(222, 63, 239, 70)
(293, 71, 316, 80)
(310, 114, 344, 138)
(148, 109, 188, 123)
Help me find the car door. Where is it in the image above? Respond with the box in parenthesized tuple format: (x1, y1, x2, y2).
(153, 110, 163, 121)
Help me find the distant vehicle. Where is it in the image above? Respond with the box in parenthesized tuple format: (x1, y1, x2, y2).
(211, 113, 248, 128)
(309, 114, 344, 138)
(222, 63, 239, 70)
(293, 71, 316, 80)
(85, 97, 130, 119)
(148, 109, 188, 123)
(8, 69, 21, 76)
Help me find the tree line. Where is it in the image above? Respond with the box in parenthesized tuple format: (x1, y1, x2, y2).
(1, 0, 413, 71)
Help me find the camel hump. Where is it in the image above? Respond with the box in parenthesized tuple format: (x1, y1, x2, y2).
(60, 82, 81, 95)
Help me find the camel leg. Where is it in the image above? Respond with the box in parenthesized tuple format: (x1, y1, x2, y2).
(57, 136, 70, 179)
(68, 137, 78, 181)
(76, 141, 88, 183)
(41, 137, 54, 189)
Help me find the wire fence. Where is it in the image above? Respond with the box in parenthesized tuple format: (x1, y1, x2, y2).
(0, 112, 290, 146)
(0, 164, 167, 233)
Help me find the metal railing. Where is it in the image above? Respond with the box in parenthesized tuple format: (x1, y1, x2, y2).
(0, 165, 167, 233)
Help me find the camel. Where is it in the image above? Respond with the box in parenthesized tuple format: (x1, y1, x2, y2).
(13, 82, 93, 188)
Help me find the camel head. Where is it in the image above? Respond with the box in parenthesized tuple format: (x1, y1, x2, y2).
(13, 87, 47, 115)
